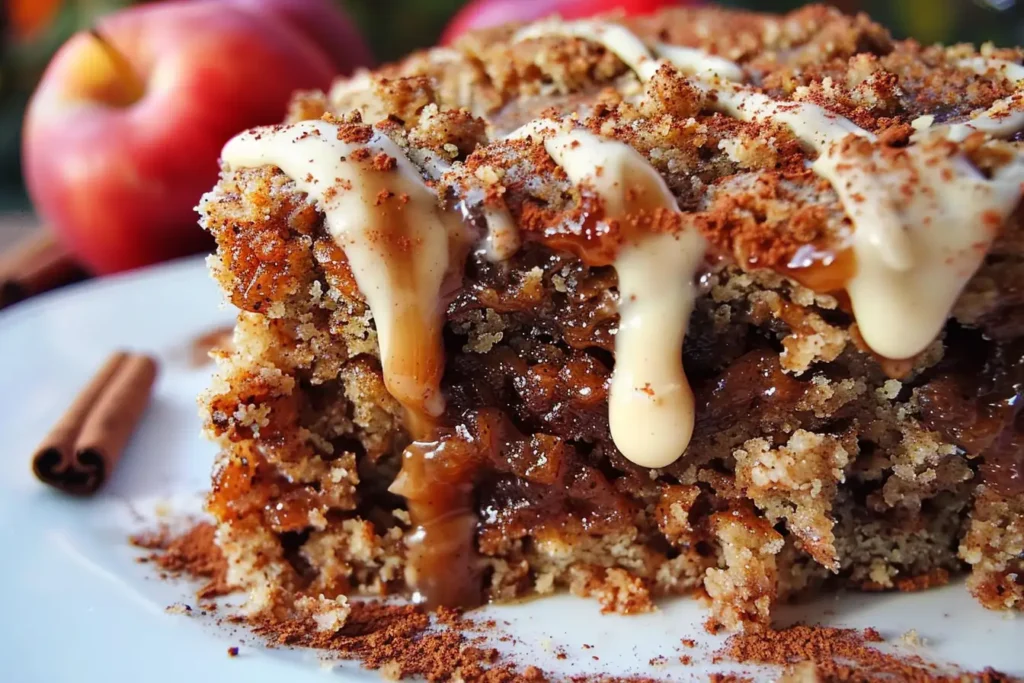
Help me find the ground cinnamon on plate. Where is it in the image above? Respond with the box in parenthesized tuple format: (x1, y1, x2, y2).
(134, 521, 545, 681)
(251, 601, 548, 683)
(707, 675, 753, 683)
(135, 526, 1016, 683)
(130, 522, 231, 599)
(715, 625, 1014, 683)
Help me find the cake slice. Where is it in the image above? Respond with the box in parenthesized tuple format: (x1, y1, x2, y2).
(198, 4, 1024, 630)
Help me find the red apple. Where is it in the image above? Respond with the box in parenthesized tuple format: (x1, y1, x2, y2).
(22, 0, 369, 275)
(225, 0, 374, 73)
(441, 0, 695, 45)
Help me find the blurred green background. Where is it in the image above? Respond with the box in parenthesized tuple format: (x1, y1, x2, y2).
(3, 0, 1024, 213)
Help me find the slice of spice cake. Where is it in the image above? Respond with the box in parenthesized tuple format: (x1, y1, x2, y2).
(197, 4, 1024, 630)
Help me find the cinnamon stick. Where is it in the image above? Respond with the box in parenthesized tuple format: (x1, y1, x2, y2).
(0, 230, 86, 310)
(32, 352, 159, 495)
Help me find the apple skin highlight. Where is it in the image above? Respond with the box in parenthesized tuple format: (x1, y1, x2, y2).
(22, 0, 371, 275)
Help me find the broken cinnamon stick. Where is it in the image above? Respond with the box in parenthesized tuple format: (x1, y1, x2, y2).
(32, 351, 159, 495)
(0, 230, 87, 310)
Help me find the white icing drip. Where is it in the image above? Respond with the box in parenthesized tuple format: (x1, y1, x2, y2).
(480, 207, 521, 260)
(515, 20, 747, 85)
(515, 20, 1024, 360)
(943, 58, 1024, 142)
(222, 120, 470, 418)
(654, 42, 745, 81)
(544, 129, 707, 468)
(515, 20, 661, 81)
(704, 82, 1024, 358)
(505, 118, 564, 141)
(415, 149, 453, 181)
(707, 86, 871, 149)
(840, 137, 1024, 358)
(456, 186, 522, 261)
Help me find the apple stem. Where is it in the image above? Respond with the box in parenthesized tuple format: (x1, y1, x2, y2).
(88, 28, 146, 106)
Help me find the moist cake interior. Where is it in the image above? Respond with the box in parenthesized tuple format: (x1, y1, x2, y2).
(197, 3, 1024, 631)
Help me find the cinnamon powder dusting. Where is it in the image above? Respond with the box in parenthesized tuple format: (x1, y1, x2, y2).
(130, 522, 231, 599)
(715, 625, 1014, 682)
(131, 531, 1015, 683)
(250, 602, 548, 683)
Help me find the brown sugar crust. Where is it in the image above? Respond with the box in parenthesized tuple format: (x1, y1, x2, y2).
(197, 1, 1024, 635)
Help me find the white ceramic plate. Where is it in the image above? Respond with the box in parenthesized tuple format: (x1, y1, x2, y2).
(0, 255, 1021, 682)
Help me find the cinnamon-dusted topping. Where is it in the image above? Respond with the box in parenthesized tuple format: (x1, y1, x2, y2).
(716, 625, 1014, 682)
(373, 152, 398, 172)
(943, 59, 1024, 142)
(626, 4, 892, 70)
(519, 18, 1024, 360)
(334, 119, 374, 144)
(695, 177, 839, 277)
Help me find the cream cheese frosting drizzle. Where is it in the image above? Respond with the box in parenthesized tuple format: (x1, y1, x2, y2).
(943, 58, 1024, 142)
(653, 42, 745, 81)
(515, 20, 1024, 361)
(452, 186, 521, 261)
(827, 136, 1024, 358)
(222, 23, 1024, 475)
(516, 20, 662, 81)
(222, 120, 470, 422)
(684, 70, 1024, 359)
(544, 129, 707, 468)
(479, 201, 522, 260)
